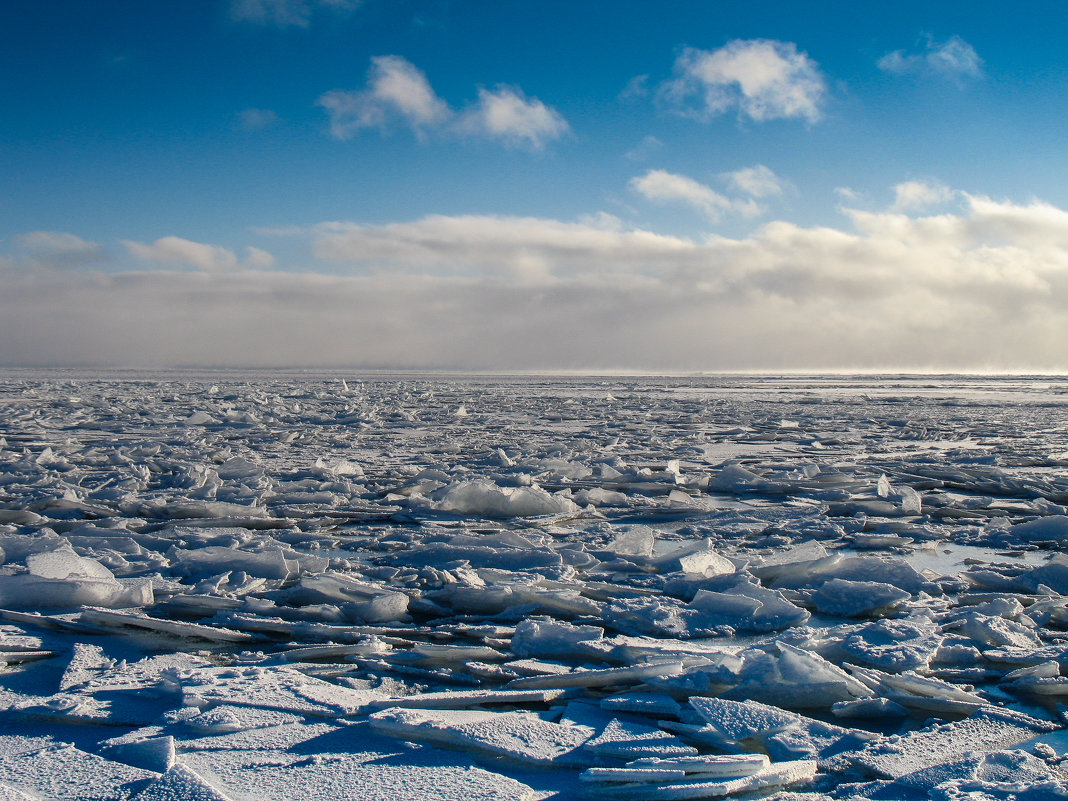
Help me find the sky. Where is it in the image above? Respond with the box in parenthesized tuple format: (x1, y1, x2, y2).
(3, 1, 1068, 372)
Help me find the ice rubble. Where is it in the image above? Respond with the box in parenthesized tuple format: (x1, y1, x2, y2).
(3, 373, 1068, 798)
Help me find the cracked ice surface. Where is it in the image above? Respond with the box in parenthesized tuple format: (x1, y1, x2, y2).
(3, 372, 1068, 799)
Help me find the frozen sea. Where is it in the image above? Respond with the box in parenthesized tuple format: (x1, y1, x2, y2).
(3, 371, 1068, 799)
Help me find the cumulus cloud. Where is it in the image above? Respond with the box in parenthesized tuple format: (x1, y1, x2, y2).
(317, 57, 568, 149)
(457, 86, 570, 149)
(891, 180, 956, 211)
(230, 0, 359, 28)
(659, 39, 826, 123)
(878, 35, 983, 82)
(317, 56, 451, 139)
(8, 192, 1068, 371)
(14, 231, 106, 267)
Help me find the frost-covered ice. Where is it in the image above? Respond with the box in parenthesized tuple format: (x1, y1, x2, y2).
(3, 371, 1068, 798)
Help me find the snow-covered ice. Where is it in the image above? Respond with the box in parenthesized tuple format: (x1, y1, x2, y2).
(3, 371, 1068, 798)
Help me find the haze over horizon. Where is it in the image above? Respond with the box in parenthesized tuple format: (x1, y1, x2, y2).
(3, 1, 1068, 372)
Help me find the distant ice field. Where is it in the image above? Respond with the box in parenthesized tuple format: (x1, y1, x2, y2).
(2, 371, 1068, 800)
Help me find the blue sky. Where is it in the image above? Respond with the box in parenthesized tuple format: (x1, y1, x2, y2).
(3, 1, 1068, 370)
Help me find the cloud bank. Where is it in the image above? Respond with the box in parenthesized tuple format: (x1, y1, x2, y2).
(5, 191, 1068, 371)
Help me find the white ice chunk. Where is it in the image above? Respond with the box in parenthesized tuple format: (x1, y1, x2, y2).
(811, 578, 911, 617)
(653, 538, 735, 577)
(27, 545, 114, 581)
(180, 664, 381, 717)
(134, 762, 235, 801)
(510, 617, 603, 658)
(432, 480, 579, 518)
(368, 707, 594, 767)
(846, 707, 1056, 779)
(102, 735, 175, 773)
(0, 573, 153, 610)
(0, 744, 156, 801)
(582, 717, 698, 760)
(581, 759, 816, 800)
(1007, 515, 1068, 543)
(626, 753, 770, 778)
(689, 583, 810, 632)
(59, 642, 114, 691)
(172, 546, 294, 580)
(610, 527, 656, 557)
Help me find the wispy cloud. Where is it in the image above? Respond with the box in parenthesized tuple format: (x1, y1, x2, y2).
(230, 0, 359, 28)
(619, 74, 650, 102)
(238, 107, 280, 131)
(878, 35, 983, 83)
(659, 39, 826, 123)
(624, 135, 662, 161)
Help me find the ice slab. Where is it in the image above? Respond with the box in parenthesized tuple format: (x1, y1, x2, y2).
(0, 744, 156, 801)
(368, 707, 594, 766)
(811, 578, 911, 617)
(179, 664, 382, 717)
(432, 480, 578, 518)
(510, 617, 603, 658)
(580, 758, 816, 799)
(179, 747, 539, 801)
(846, 707, 1057, 779)
(582, 717, 698, 761)
(134, 763, 235, 801)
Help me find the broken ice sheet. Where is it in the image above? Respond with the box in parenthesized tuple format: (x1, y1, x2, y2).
(5, 374, 1068, 799)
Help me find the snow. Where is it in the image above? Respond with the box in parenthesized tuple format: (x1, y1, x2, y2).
(3, 371, 1068, 799)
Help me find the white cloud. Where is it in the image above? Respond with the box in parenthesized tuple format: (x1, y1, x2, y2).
(457, 86, 569, 149)
(317, 57, 568, 149)
(9, 192, 1068, 371)
(244, 246, 276, 269)
(629, 170, 733, 221)
(317, 56, 451, 140)
(122, 236, 242, 272)
(308, 213, 695, 279)
(659, 40, 826, 123)
(239, 107, 280, 130)
(723, 165, 786, 198)
(230, 0, 359, 28)
(629, 169, 770, 220)
(891, 180, 956, 211)
(878, 35, 983, 82)
(624, 135, 663, 161)
(14, 231, 106, 268)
